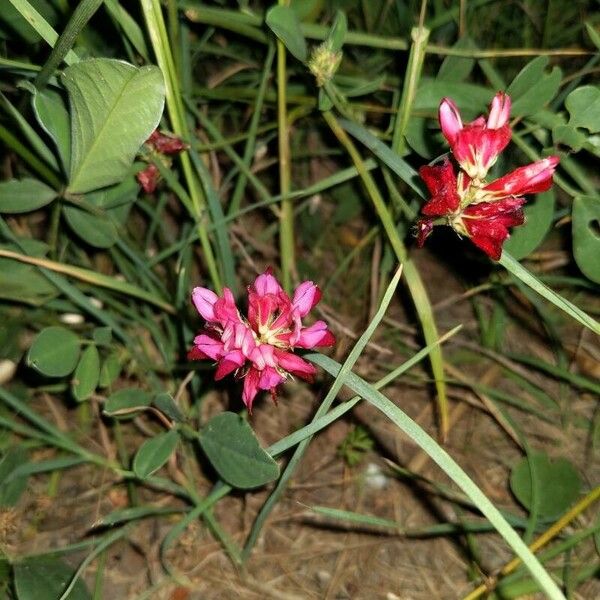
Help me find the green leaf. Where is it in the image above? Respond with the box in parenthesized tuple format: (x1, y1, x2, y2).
(132, 430, 179, 479)
(71, 345, 100, 402)
(14, 557, 90, 600)
(98, 352, 121, 388)
(290, 0, 323, 22)
(265, 5, 307, 62)
(552, 124, 586, 152)
(0, 91, 59, 172)
(414, 78, 491, 117)
(565, 85, 600, 132)
(63, 58, 165, 194)
(0, 447, 29, 506)
(437, 37, 476, 82)
(199, 412, 279, 489)
(507, 56, 562, 117)
(572, 195, 600, 283)
(504, 190, 555, 259)
(510, 451, 581, 520)
(0, 242, 58, 306)
(153, 393, 185, 423)
(91, 327, 112, 346)
(585, 21, 600, 51)
(103, 388, 151, 417)
(62, 205, 118, 249)
(26, 326, 80, 377)
(0, 178, 57, 213)
(328, 10, 347, 52)
(32, 86, 71, 173)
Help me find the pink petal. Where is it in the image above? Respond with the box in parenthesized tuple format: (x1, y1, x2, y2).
(484, 156, 559, 197)
(213, 287, 242, 323)
(274, 350, 316, 381)
(439, 97, 463, 144)
(292, 281, 321, 317)
(192, 333, 224, 360)
(296, 321, 335, 349)
(258, 366, 285, 391)
(252, 268, 283, 296)
(249, 344, 277, 370)
(242, 367, 261, 411)
(487, 92, 511, 129)
(192, 287, 219, 322)
(214, 349, 245, 380)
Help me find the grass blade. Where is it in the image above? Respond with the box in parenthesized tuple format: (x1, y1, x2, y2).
(307, 352, 565, 600)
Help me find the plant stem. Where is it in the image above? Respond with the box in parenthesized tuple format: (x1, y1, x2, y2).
(323, 111, 449, 440)
(276, 0, 295, 291)
(34, 0, 104, 89)
(140, 0, 222, 292)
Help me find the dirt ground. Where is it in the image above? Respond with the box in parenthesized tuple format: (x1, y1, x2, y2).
(2, 243, 599, 600)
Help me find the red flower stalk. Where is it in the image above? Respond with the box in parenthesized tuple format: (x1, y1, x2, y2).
(417, 93, 559, 260)
(188, 269, 335, 411)
(136, 130, 188, 193)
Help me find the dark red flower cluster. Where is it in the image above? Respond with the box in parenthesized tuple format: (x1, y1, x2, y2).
(417, 93, 559, 260)
(136, 130, 188, 194)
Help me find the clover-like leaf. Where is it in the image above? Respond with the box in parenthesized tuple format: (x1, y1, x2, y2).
(63, 58, 164, 194)
(199, 412, 279, 489)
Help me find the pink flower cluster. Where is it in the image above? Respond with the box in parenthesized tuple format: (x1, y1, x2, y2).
(188, 269, 335, 411)
(417, 93, 559, 260)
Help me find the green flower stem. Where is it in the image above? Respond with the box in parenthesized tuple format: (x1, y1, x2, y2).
(228, 43, 276, 216)
(182, 4, 589, 57)
(7, 0, 80, 64)
(140, 0, 222, 292)
(34, 0, 104, 89)
(391, 26, 429, 154)
(323, 110, 450, 441)
(276, 1, 295, 292)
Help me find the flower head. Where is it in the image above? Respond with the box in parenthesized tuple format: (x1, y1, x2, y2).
(188, 269, 335, 411)
(417, 93, 559, 260)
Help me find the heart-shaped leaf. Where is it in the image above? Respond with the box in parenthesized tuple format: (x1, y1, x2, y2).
(32, 86, 71, 173)
(104, 388, 151, 417)
(63, 58, 164, 194)
(566, 85, 600, 132)
(507, 56, 562, 117)
(0, 446, 29, 507)
(0, 178, 57, 213)
(266, 5, 307, 62)
(504, 190, 555, 259)
(572, 195, 600, 283)
(14, 557, 90, 600)
(510, 450, 581, 520)
(27, 326, 80, 378)
(199, 412, 279, 489)
(71, 345, 100, 402)
(133, 430, 179, 479)
(153, 393, 185, 423)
